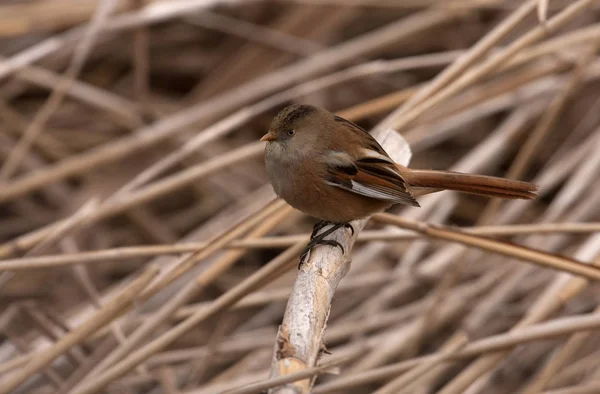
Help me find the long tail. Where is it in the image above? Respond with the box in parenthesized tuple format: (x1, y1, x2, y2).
(398, 168, 539, 200)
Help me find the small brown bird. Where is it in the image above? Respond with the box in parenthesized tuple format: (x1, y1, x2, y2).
(261, 104, 538, 260)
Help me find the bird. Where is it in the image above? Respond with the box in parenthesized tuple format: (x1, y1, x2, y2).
(261, 104, 538, 263)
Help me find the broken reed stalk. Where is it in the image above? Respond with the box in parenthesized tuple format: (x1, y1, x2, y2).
(267, 129, 412, 393)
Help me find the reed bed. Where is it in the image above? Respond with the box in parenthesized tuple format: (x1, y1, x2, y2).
(1, 1, 600, 393)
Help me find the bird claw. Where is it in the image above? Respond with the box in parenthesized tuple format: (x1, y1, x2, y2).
(298, 222, 348, 269)
(298, 239, 346, 269)
(310, 220, 329, 238)
(344, 223, 355, 236)
(318, 239, 345, 254)
(299, 249, 310, 269)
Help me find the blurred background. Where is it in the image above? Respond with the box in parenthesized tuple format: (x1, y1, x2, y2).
(1, 1, 600, 393)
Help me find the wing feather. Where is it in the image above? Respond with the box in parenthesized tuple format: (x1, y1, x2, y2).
(324, 150, 419, 207)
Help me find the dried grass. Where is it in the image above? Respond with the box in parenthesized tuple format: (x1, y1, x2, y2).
(1, 1, 600, 393)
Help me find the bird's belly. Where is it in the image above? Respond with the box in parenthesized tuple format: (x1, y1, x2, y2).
(287, 187, 391, 223)
(268, 159, 391, 222)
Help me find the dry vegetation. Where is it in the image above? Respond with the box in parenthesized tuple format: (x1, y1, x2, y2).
(1, 0, 600, 393)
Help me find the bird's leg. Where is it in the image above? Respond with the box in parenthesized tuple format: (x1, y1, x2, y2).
(299, 222, 350, 268)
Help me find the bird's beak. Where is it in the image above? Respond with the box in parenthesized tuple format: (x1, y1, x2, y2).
(260, 133, 276, 142)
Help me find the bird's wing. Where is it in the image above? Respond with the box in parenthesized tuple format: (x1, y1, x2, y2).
(323, 150, 419, 207)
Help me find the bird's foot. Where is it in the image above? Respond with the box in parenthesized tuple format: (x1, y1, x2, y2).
(309, 220, 329, 239)
(298, 222, 349, 269)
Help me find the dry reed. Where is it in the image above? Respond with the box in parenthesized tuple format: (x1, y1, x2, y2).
(1, 1, 600, 394)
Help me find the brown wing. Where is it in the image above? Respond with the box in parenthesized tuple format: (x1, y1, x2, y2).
(324, 150, 419, 207)
(324, 116, 419, 206)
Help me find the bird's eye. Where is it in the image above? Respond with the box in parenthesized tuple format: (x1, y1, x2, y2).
(288, 129, 296, 136)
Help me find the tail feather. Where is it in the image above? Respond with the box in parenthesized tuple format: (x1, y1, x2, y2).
(401, 169, 539, 200)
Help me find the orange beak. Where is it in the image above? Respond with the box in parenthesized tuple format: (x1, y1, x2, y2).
(260, 133, 276, 142)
